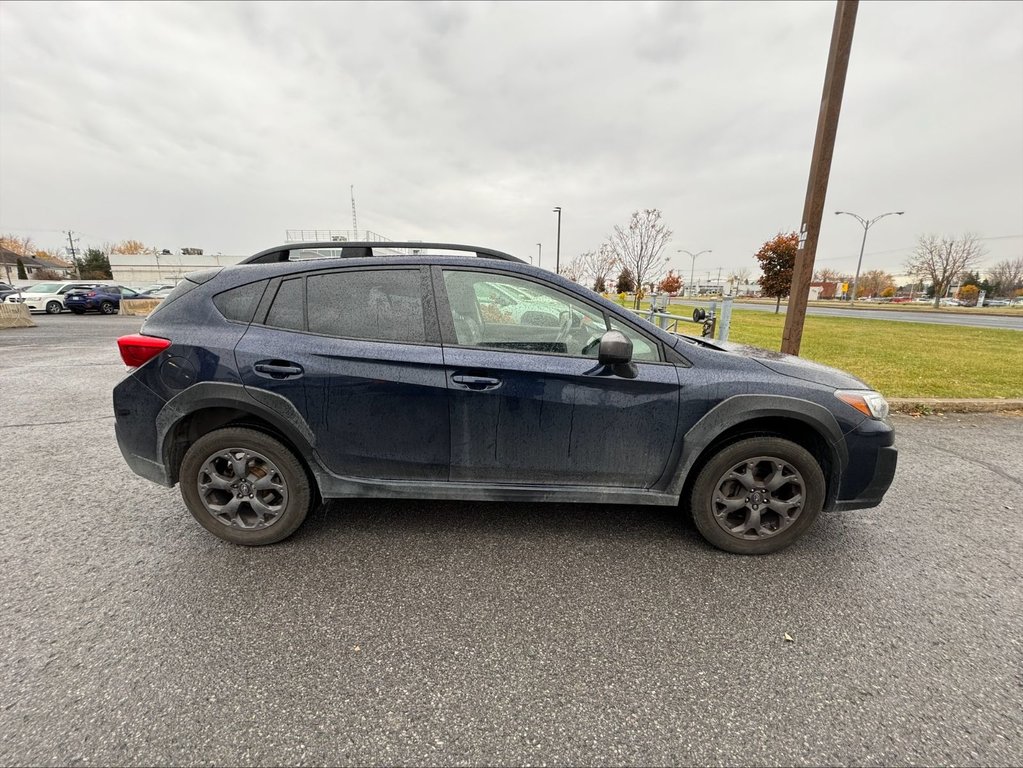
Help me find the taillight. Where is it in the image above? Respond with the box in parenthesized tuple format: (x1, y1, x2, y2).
(87, 291, 97, 297)
(117, 334, 171, 367)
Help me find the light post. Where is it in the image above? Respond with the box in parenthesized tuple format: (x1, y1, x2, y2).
(552, 206, 562, 274)
(536, 243, 542, 269)
(677, 249, 712, 298)
(835, 210, 904, 305)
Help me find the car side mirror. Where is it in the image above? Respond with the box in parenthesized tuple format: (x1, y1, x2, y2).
(598, 330, 633, 365)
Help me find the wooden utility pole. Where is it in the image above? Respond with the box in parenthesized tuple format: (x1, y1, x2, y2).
(781, 0, 858, 355)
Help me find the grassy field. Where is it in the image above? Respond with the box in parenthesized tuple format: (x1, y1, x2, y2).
(634, 302, 1023, 398)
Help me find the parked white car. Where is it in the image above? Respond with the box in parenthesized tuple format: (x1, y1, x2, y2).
(5, 281, 102, 314)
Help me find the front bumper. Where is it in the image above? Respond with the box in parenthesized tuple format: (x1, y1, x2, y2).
(832, 418, 898, 511)
(8, 298, 52, 311)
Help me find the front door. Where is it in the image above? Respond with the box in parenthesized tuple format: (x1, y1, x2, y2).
(436, 267, 680, 489)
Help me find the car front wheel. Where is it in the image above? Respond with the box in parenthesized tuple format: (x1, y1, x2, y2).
(100, 301, 116, 314)
(179, 427, 312, 545)
(689, 437, 825, 555)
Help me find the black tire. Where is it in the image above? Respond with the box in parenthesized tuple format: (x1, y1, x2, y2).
(689, 437, 825, 555)
(100, 301, 116, 315)
(179, 427, 312, 545)
(45, 301, 62, 314)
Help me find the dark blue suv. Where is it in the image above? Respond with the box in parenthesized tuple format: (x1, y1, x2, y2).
(113, 242, 897, 554)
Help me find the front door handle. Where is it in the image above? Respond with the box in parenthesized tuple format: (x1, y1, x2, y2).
(451, 374, 501, 391)
(254, 361, 304, 379)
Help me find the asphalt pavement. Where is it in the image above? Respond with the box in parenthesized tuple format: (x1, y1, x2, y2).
(1, 315, 1021, 766)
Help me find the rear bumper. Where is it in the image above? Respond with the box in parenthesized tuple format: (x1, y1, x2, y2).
(113, 372, 172, 486)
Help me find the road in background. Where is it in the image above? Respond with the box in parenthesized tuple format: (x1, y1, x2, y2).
(2, 316, 1021, 766)
(675, 299, 1023, 330)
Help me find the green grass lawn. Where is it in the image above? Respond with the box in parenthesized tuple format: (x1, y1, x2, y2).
(633, 302, 1023, 398)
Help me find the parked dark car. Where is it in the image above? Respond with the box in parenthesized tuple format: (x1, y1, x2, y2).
(66, 285, 140, 314)
(112, 242, 897, 554)
(0, 282, 20, 301)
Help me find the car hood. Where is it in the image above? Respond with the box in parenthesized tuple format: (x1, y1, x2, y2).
(700, 338, 872, 390)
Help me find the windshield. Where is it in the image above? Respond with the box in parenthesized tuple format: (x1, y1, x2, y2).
(24, 283, 62, 293)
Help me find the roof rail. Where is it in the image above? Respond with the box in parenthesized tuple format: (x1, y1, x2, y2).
(239, 241, 526, 265)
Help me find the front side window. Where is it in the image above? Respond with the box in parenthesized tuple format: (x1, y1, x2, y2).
(443, 270, 659, 360)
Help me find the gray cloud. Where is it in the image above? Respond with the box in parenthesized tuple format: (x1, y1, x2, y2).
(1, 0, 1020, 282)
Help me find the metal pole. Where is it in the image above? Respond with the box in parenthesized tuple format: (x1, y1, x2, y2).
(850, 222, 869, 305)
(781, 0, 858, 356)
(718, 295, 734, 342)
(553, 207, 562, 275)
(536, 243, 542, 269)
(678, 249, 711, 298)
(837, 210, 904, 306)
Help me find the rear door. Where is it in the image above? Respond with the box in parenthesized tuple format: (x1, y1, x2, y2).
(235, 267, 450, 481)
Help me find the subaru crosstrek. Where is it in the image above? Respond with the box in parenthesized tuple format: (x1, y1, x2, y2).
(113, 242, 897, 554)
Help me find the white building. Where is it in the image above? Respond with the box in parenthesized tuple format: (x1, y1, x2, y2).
(108, 252, 246, 285)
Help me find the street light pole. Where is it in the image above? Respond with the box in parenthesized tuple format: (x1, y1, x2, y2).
(835, 210, 904, 305)
(552, 207, 562, 275)
(536, 243, 542, 269)
(677, 249, 712, 298)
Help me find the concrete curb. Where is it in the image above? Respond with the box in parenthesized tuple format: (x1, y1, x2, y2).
(889, 398, 1023, 414)
(0, 303, 36, 328)
(119, 298, 164, 317)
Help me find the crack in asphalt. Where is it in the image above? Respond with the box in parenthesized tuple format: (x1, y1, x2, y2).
(916, 439, 1023, 488)
(1, 415, 115, 430)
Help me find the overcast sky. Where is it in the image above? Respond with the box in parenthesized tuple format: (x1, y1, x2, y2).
(1, 0, 1021, 283)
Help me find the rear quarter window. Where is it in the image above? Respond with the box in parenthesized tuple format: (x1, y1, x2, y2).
(147, 278, 201, 317)
(213, 280, 268, 323)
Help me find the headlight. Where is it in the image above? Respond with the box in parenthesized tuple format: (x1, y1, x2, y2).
(835, 390, 889, 420)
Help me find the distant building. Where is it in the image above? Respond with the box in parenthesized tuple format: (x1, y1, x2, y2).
(108, 251, 245, 285)
(0, 247, 73, 282)
(809, 281, 839, 300)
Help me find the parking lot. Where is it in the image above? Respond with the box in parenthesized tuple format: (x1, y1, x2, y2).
(1, 314, 1021, 766)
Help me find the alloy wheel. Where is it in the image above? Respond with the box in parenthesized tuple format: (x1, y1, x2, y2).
(196, 448, 289, 530)
(711, 456, 806, 540)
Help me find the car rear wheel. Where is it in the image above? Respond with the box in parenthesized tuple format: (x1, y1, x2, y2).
(689, 437, 825, 555)
(100, 301, 116, 314)
(179, 427, 312, 545)
(46, 301, 62, 314)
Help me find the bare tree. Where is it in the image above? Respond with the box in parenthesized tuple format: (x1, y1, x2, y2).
(607, 209, 673, 308)
(0, 234, 35, 256)
(560, 253, 589, 285)
(987, 256, 1023, 297)
(728, 266, 752, 294)
(905, 233, 986, 308)
(856, 269, 895, 299)
(590, 243, 617, 293)
(111, 239, 154, 255)
(813, 266, 841, 283)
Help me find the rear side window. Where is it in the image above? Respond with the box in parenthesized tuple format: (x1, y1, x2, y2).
(307, 270, 425, 343)
(213, 280, 268, 323)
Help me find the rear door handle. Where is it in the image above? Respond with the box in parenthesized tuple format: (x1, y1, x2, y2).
(451, 374, 501, 391)
(254, 361, 304, 379)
